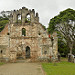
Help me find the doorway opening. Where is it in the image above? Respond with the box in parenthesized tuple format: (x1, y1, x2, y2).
(26, 46, 30, 58)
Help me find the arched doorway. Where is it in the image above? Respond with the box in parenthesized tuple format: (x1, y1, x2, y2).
(26, 46, 30, 58)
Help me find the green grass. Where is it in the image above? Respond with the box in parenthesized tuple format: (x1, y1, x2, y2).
(0, 62, 5, 65)
(42, 61, 75, 75)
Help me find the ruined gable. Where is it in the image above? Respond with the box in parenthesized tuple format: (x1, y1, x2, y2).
(0, 7, 58, 62)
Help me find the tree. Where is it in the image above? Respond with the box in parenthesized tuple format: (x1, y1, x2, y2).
(1, 11, 11, 18)
(0, 11, 9, 32)
(58, 35, 69, 57)
(48, 8, 75, 54)
(56, 21, 75, 54)
(0, 16, 9, 32)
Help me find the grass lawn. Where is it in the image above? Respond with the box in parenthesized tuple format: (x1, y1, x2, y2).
(0, 62, 4, 65)
(42, 61, 75, 75)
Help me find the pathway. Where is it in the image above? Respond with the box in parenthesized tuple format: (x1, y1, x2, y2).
(0, 63, 44, 75)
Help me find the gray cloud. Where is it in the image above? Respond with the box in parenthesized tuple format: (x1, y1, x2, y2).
(0, 0, 75, 27)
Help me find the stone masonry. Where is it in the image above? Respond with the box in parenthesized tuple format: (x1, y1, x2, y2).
(0, 7, 58, 62)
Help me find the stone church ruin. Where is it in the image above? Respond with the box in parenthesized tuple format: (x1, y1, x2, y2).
(0, 7, 58, 62)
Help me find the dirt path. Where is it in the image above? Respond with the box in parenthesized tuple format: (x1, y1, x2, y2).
(0, 63, 44, 75)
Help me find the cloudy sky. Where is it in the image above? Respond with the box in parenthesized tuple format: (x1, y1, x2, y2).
(0, 0, 75, 27)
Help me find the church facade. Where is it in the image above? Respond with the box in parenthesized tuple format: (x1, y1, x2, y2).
(0, 7, 58, 62)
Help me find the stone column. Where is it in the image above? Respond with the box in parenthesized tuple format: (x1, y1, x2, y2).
(35, 13, 39, 23)
(30, 9, 35, 23)
(9, 14, 13, 24)
(52, 32, 58, 60)
(13, 10, 17, 23)
(22, 7, 26, 25)
(22, 7, 28, 25)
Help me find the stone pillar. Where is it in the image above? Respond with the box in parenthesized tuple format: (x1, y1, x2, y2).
(13, 10, 17, 23)
(18, 9, 22, 24)
(22, 7, 26, 25)
(9, 14, 13, 24)
(8, 22, 10, 48)
(52, 32, 58, 60)
(22, 7, 28, 25)
(30, 9, 35, 23)
(35, 13, 39, 22)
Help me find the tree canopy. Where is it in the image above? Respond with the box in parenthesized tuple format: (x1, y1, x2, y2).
(0, 16, 9, 32)
(48, 8, 75, 33)
(48, 8, 75, 56)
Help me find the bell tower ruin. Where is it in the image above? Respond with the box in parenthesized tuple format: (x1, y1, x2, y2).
(10, 7, 39, 24)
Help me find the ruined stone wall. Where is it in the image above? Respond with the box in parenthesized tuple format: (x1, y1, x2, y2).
(9, 22, 39, 59)
(0, 7, 58, 61)
(0, 24, 9, 58)
(52, 32, 58, 59)
(36, 23, 53, 58)
(9, 7, 39, 24)
(0, 34, 9, 58)
(8, 21, 53, 60)
(10, 24, 32, 37)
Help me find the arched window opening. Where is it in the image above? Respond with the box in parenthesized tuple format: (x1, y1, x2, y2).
(44, 51, 47, 55)
(1, 50, 3, 54)
(17, 14, 22, 23)
(22, 28, 26, 36)
(25, 14, 31, 23)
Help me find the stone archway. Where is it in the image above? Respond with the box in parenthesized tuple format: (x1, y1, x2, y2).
(26, 46, 30, 58)
(15, 42, 31, 59)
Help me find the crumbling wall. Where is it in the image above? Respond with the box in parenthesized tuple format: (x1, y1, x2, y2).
(0, 7, 58, 62)
(52, 32, 58, 59)
(0, 24, 9, 58)
(9, 7, 39, 24)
